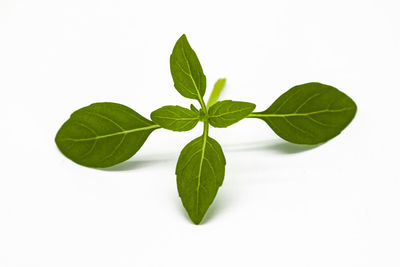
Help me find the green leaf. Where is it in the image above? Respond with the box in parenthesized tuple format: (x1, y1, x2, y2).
(207, 78, 226, 108)
(176, 133, 226, 224)
(208, 100, 256, 128)
(248, 82, 357, 144)
(55, 102, 159, 168)
(170, 34, 207, 103)
(190, 104, 199, 113)
(150, 105, 200, 132)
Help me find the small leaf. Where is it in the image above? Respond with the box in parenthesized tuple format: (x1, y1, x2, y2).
(207, 78, 226, 108)
(151, 105, 199, 132)
(170, 34, 207, 101)
(55, 102, 158, 168)
(190, 104, 199, 113)
(249, 82, 357, 144)
(208, 100, 256, 128)
(176, 135, 226, 224)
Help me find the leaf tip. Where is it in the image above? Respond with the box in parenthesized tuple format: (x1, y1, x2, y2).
(178, 33, 188, 43)
(189, 214, 204, 225)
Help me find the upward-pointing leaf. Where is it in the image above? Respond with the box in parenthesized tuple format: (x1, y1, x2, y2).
(249, 82, 357, 144)
(207, 78, 226, 108)
(208, 100, 256, 128)
(151, 105, 199, 132)
(176, 135, 226, 224)
(55, 102, 159, 168)
(170, 34, 207, 101)
(190, 104, 199, 113)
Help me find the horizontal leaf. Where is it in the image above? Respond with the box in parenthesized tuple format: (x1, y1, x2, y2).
(208, 100, 256, 128)
(55, 102, 159, 168)
(249, 82, 357, 144)
(176, 135, 226, 224)
(170, 34, 206, 101)
(150, 105, 199, 131)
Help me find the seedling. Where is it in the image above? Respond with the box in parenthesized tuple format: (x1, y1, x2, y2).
(55, 34, 357, 224)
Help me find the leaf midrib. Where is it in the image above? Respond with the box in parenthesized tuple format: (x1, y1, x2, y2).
(180, 47, 207, 110)
(153, 115, 198, 121)
(210, 107, 254, 119)
(59, 124, 160, 142)
(195, 123, 208, 219)
(248, 107, 355, 118)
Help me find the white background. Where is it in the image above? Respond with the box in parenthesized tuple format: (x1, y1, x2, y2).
(1, 0, 399, 266)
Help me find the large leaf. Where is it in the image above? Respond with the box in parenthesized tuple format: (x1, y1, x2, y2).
(170, 34, 207, 101)
(176, 135, 226, 224)
(208, 100, 256, 128)
(55, 102, 159, 168)
(249, 82, 357, 144)
(151, 105, 200, 131)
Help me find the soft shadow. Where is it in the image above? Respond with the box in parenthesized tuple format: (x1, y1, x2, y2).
(265, 141, 320, 154)
(101, 158, 172, 172)
(224, 140, 319, 154)
(175, 194, 230, 225)
(201, 197, 228, 224)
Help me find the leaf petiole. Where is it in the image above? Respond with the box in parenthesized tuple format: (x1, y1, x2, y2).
(198, 96, 207, 112)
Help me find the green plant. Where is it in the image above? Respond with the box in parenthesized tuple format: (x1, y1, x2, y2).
(55, 34, 357, 224)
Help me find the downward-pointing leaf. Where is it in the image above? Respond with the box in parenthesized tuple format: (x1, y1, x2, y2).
(249, 82, 357, 144)
(176, 135, 226, 224)
(170, 34, 207, 101)
(55, 102, 159, 168)
(208, 100, 256, 128)
(151, 105, 199, 131)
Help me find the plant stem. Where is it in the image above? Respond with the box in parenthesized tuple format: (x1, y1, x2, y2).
(198, 97, 207, 112)
(203, 118, 209, 136)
